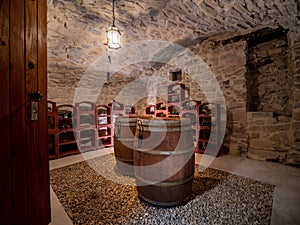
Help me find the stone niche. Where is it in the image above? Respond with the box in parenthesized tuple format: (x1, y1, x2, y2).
(246, 28, 292, 115)
(244, 28, 298, 166)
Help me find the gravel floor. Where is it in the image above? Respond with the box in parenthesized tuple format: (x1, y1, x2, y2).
(50, 154, 274, 225)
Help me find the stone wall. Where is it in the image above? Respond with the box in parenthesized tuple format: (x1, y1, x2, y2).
(97, 63, 170, 115)
(154, 31, 300, 166)
(289, 28, 300, 165)
(47, 0, 109, 105)
(190, 39, 248, 156)
(192, 30, 299, 166)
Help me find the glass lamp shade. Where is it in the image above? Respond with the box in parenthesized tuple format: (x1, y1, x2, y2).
(107, 26, 121, 49)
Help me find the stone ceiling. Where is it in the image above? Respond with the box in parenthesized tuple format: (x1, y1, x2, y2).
(117, 0, 299, 43)
(49, 0, 299, 43)
(47, 0, 300, 71)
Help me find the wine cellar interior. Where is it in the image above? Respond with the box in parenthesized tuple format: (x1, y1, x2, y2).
(1, 0, 300, 224)
(44, 0, 300, 224)
(47, 0, 300, 224)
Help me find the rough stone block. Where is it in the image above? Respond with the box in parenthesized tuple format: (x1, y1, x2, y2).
(247, 148, 287, 162)
(263, 124, 291, 133)
(285, 152, 300, 166)
(293, 143, 300, 151)
(250, 112, 273, 119)
(228, 143, 242, 155)
(294, 131, 300, 142)
(293, 122, 300, 130)
(294, 91, 300, 101)
(250, 133, 260, 139)
(230, 108, 246, 122)
(229, 101, 246, 109)
(249, 139, 276, 150)
(254, 120, 265, 125)
(278, 116, 292, 123)
(246, 125, 262, 132)
(293, 109, 300, 121)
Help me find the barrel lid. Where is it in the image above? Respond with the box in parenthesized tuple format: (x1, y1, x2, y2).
(137, 118, 191, 127)
(116, 115, 152, 122)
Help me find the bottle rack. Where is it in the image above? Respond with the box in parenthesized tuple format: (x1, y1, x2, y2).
(74, 101, 97, 153)
(155, 102, 167, 117)
(144, 105, 155, 116)
(143, 83, 186, 118)
(47, 101, 58, 159)
(125, 105, 136, 115)
(73, 101, 96, 129)
(56, 104, 79, 158)
(167, 82, 186, 104)
(48, 100, 129, 159)
(109, 101, 124, 126)
(167, 104, 181, 118)
(180, 100, 201, 147)
(167, 82, 186, 117)
(96, 105, 114, 148)
(195, 102, 221, 155)
(109, 101, 136, 125)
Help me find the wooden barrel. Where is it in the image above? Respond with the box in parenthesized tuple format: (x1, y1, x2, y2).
(114, 116, 151, 176)
(134, 118, 195, 207)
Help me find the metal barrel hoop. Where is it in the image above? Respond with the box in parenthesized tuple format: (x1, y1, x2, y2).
(137, 119, 144, 148)
(115, 117, 121, 139)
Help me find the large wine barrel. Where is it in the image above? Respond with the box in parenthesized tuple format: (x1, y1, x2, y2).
(114, 116, 151, 176)
(134, 118, 195, 207)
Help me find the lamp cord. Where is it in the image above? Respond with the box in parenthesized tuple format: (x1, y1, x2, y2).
(107, 47, 111, 81)
(112, 0, 115, 26)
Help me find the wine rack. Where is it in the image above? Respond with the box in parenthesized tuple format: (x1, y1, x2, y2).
(96, 105, 114, 148)
(195, 102, 221, 155)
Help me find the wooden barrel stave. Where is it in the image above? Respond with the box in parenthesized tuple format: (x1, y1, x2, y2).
(134, 149, 194, 182)
(114, 116, 152, 176)
(134, 118, 195, 206)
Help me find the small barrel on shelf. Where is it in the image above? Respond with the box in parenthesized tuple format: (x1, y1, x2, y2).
(133, 118, 195, 207)
(113, 115, 151, 176)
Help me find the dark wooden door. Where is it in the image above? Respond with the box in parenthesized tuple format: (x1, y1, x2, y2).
(0, 0, 50, 224)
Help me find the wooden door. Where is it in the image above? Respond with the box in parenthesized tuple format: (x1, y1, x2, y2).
(0, 0, 50, 224)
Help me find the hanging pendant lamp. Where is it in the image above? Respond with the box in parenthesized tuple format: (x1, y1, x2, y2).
(106, 0, 121, 49)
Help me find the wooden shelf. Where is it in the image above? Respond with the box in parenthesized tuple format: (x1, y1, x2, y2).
(48, 132, 58, 159)
(181, 111, 197, 126)
(97, 105, 114, 149)
(200, 126, 213, 130)
(58, 140, 76, 146)
(98, 136, 113, 148)
(167, 82, 186, 103)
(182, 100, 201, 111)
(58, 148, 79, 158)
(144, 105, 155, 116)
(195, 102, 221, 156)
(73, 101, 96, 130)
(48, 101, 126, 159)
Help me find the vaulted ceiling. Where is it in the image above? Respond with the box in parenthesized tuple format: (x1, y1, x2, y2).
(116, 0, 299, 44)
(48, 0, 299, 54)
(47, 0, 300, 75)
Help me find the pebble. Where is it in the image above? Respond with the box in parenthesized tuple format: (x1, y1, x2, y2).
(50, 154, 273, 225)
